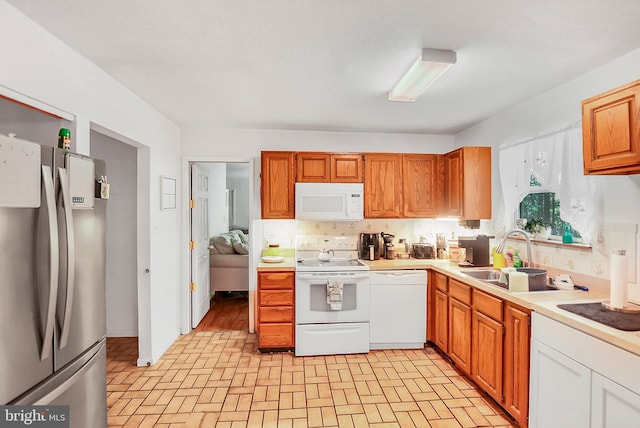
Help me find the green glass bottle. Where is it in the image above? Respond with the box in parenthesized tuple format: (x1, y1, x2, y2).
(562, 223, 573, 244)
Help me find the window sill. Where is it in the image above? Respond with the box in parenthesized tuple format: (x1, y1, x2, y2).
(507, 236, 592, 251)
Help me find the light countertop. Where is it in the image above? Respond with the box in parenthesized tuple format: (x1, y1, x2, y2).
(256, 256, 296, 271)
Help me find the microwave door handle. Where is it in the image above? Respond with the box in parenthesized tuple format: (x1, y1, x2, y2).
(40, 165, 59, 361)
(58, 167, 75, 349)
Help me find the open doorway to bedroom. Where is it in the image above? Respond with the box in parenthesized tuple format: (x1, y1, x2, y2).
(190, 161, 250, 332)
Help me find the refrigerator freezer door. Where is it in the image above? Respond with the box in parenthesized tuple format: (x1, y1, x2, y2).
(54, 152, 107, 371)
(11, 339, 107, 428)
(0, 159, 56, 403)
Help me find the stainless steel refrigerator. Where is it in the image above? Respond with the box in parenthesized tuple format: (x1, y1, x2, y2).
(0, 134, 108, 427)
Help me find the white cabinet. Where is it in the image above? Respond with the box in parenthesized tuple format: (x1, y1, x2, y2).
(369, 270, 427, 349)
(592, 373, 640, 428)
(530, 339, 591, 428)
(530, 313, 640, 428)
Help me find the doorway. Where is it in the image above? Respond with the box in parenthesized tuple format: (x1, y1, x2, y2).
(189, 161, 251, 332)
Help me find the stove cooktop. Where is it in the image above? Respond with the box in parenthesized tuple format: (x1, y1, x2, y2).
(295, 258, 369, 272)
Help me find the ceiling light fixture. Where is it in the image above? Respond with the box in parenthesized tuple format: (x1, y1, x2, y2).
(388, 48, 457, 102)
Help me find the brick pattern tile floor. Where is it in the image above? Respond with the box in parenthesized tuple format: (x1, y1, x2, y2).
(107, 332, 517, 427)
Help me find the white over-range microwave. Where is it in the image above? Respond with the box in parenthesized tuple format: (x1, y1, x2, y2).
(295, 182, 364, 221)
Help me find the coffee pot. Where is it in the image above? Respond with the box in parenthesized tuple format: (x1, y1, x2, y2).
(381, 232, 395, 259)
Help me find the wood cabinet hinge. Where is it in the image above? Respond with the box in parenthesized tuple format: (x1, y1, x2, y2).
(502, 325, 506, 336)
(189, 240, 196, 250)
(189, 282, 196, 291)
(189, 199, 196, 208)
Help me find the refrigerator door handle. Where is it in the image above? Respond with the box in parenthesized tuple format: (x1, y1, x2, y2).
(41, 165, 59, 361)
(58, 167, 75, 349)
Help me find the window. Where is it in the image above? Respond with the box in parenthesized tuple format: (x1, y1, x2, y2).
(518, 174, 582, 241)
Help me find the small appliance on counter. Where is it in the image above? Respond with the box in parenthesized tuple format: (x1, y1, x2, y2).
(412, 242, 435, 259)
(360, 232, 382, 261)
(458, 235, 493, 267)
(381, 232, 395, 260)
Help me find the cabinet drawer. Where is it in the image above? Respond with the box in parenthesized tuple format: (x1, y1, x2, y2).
(259, 272, 294, 290)
(260, 306, 293, 323)
(474, 289, 503, 321)
(259, 290, 294, 306)
(449, 279, 471, 305)
(434, 272, 448, 292)
(258, 323, 294, 348)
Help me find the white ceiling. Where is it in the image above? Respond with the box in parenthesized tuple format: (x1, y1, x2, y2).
(8, 0, 640, 134)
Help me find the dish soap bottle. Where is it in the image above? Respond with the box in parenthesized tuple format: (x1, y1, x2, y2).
(562, 223, 573, 244)
(513, 251, 523, 268)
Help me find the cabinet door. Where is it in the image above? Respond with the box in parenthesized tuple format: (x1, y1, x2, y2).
(448, 297, 472, 375)
(261, 151, 295, 218)
(258, 271, 295, 290)
(434, 289, 448, 352)
(503, 303, 530, 428)
(442, 147, 492, 219)
(582, 81, 640, 175)
(258, 323, 294, 348)
(296, 152, 330, 182)
(402, 154, 438, 217)
(592, 372, 640, 428)
(443, 149, 463, 217)
(331, 154, 363, 182)
(529, 339, 591, 428)
(364, 154, 402, 218)
(471, 310, 503, 403)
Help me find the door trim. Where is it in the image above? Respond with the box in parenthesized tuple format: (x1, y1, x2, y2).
(181, 157, 256, 335)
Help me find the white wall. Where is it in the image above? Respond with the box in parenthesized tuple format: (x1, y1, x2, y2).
(91, 131, 138, 337)
(456, 47, 640, 298)
(0, 1, 181, 365)
(201, 163, 228, 236)
(227, 163, 250, 229)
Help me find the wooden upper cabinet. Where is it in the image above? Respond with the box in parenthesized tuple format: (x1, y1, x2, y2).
(296, 152, 363, 182)
(330, 154, 363, 182)
(261, 151, 295, 219)
(442, 146, 492, 219)
(403, 154, 439, 217)
(443, 149, 463, 217)
(364, 153, 402, 218)
(582, 80, 640, 175)
(296, 152, 330, 182)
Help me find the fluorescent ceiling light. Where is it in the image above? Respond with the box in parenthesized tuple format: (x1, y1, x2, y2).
(388, 48, 457, 102)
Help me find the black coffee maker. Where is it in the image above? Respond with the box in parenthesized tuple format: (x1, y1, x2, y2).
(360, 233, 382, 260)
(458, 235, 493, 267)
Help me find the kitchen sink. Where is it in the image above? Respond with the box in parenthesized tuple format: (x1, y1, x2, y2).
(458, 269, 560, 292)
(459, 269, 501, 281)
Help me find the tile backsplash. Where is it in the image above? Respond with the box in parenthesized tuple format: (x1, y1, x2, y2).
(260, 219, 639, 301)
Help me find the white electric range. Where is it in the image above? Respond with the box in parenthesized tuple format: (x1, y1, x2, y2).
(294, 235, 370, 356)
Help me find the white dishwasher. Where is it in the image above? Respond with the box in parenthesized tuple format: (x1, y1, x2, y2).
(369, 270, 427, 350)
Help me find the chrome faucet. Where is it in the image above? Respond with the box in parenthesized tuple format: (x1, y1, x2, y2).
(496, 228, 533, 267)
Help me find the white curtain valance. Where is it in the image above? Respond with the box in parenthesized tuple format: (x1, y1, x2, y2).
(499, 124, 602, 242)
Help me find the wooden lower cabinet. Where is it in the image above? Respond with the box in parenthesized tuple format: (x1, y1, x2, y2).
(504, 302, 531, 428)
(257, 271, 295, 350)
(448, 297, 472, 375)
(472, 310, 503, 402)
(428, 272, 531, 426)
(434, 289, 449, 352)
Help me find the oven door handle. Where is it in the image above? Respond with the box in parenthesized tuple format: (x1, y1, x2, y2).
(296, 272, 370, 281)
